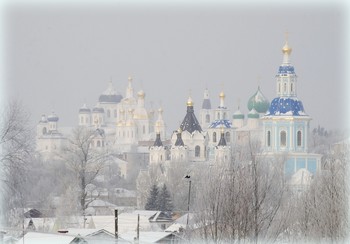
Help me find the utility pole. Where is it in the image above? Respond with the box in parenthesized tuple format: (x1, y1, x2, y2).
(114, 209, 118, 239)
(134, 213, 139, 243)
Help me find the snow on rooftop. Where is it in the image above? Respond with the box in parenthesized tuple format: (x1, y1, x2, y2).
(120, 231, 173, 243)
(289, 168, 313, 186)
(17, 232, 79, 244)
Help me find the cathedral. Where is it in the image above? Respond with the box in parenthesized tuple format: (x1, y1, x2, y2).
(36, 38, 321, 183)
(148, 38, 321, 177)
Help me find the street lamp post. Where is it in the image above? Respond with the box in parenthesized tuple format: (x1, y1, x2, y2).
(184, 175, 191, 229)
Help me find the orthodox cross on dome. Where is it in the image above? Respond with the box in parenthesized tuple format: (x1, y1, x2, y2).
(257, 75, 261, 88)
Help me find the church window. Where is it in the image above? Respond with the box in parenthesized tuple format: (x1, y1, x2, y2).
(160, 155, 163, 161)
(114, 109, 117, 117)
(102, 141, 105, 147)
(280, 131, 287, 147)
(97, 141, 101, 147)
(278, 83, 281, 93)
(143, 125, 145, 134)
(267, 131, 271, 147)
(195, 146, 200, 157)
(284, 83, 287, 92)
(42, 127, 47, 135)
(213, 132, 217, 143)
(107, 110, 111, 118)
(225, 132, 230, 143)
(291, 83, 293, 92)
(205, 114, 210, 123)
(85, 117, 89, 124)
(223, 112, 226, 119)
(80, 117, 83, 124)
(297, 131, 302, 146)
(217, 112, 220, 120)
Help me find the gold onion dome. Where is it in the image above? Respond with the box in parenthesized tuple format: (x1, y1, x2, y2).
(219, 91, 225, 98)
(187, 96, 194, 106)
(137, 90, 145, 98)
(282, 42, 292, 55)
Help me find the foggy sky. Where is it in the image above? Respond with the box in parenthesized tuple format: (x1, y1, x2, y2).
(3, 2, 347, 133)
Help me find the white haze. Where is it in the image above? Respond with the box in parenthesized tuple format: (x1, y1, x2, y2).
(3, 2, 347, 133)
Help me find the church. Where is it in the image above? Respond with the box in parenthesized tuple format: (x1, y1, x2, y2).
(35, 38, 322, 183)
(148, 38, 322, 177)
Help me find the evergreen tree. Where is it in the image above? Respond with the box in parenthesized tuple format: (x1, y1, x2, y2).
(145, 184, 159, 210)
(157, 184, 174, 212)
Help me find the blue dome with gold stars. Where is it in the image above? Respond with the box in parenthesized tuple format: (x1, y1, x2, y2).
(209, 119, 232, 128)
(266, 97, 307, 116)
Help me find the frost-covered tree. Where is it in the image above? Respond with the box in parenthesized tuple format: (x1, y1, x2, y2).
(0, 101, 34, 226)
(157, 184, 173, 212)
(61, 127, 108, 219)
(145, 184, 159, 210)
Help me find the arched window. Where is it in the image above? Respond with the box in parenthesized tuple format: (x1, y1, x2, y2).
(280, 131, 286, 147)
(80, 116, 83, 124)
(267, 131, 271, 147)
(102, 141, 105, 147)
(42, 127, 47, 135)
(205, 114, 210, 123)
(107, 110, 111, 118)
(297, 131, 302, 146)
(291, 83, 293, 92)
(213, 132, 217, 143)
(160, 155, 163, 161)
(217, 112, 220, 120)
(223, 112, 226, 119)
(278, 83, 281, 93)
(114, 109, 117, 117)
(284, 83, 287, 92)
(225, 132, 230, 143)
(195, 146, 200, 157)
(85, 117, 89, 124)
(97, 141, 101, 147)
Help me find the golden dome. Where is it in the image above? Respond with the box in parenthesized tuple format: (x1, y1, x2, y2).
(282, 42, 292, 55)
(128, 75, 133, 82)
(219, 91, 225, 98)
(187, 96, 194, 106)
(117, 120, 124, 127)
(137, 90, 145, 98)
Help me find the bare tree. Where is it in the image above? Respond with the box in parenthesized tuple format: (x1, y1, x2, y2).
(61, 126, 108, 223)
(0, 100, 34, 226)
(193, 136, 286, 243)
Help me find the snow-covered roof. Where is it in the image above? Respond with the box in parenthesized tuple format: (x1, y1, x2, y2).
(120, 231, 174, 243)
(89, 213, 162, 235)
(17, 232, 82, 244)
(289, 168, 313, 186)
